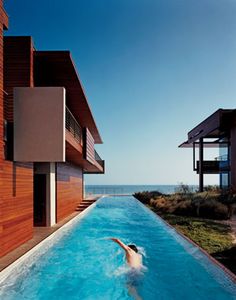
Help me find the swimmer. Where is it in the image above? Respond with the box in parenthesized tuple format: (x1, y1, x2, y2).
(110, 238, 143, 269)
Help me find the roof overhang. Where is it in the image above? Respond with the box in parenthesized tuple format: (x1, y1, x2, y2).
(179, 140, 228, 148)
(179, 109, 236, 147)
(34, 51, 102, 144)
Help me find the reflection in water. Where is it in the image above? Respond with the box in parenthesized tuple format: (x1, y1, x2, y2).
(1, 196, 235, 300)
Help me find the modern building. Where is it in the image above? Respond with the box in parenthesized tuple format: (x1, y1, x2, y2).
(0, 2, 104, 258)
(179, 109, 236, 192)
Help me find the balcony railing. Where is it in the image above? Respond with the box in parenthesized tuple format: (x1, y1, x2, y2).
(214, 154, 228, 161)
(66, 107, 82, 145)
(214, 155, 230, 171)
(196, 160, 230, 174)
(196, 160, 220, 174)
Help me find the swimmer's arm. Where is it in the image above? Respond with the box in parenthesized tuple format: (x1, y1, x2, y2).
(110, 238, 129, 251)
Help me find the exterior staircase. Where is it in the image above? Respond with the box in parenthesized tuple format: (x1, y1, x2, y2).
(76, 198, 98, 213)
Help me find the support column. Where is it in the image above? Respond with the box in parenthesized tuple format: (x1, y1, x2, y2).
(199, 138, 204, 192)
(34, 162, 56, 226)
(230, 126, 236, 190)
(83, 174, 86, 199)
(46, 162, 56, 226)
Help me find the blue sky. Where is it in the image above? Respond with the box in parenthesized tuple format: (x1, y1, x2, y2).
(5, 0, 236, 185)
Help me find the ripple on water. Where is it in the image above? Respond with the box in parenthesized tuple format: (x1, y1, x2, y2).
(0, 196, 236, 300)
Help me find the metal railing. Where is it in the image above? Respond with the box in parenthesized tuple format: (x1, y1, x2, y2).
(66, 107, 82, 144)
(214, 154, 229, 161)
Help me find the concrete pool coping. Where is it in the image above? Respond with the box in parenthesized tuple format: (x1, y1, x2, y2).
(0, 196, 103, 285)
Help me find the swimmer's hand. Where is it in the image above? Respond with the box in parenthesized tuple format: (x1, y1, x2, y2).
(109, 238, 129, 251)
(110, 238, 119, 243)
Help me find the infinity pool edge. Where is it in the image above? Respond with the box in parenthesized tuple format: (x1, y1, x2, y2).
(137, 199, 236, 284)
(0, 195, 236, 293)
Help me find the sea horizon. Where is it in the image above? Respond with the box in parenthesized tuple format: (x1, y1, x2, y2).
(85, 184, 199, 195)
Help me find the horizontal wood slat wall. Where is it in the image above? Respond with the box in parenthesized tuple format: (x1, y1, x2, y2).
(56, 162, 83, 222)
(0, 27, 3, 162)
(0, 3, 6, 258)
(1, 162, 33, 256)
(84, 128, 96, 165)
(0, 36, 34, 258)
(4, 36, 34, 122)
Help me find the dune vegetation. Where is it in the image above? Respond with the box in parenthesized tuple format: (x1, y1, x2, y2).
(134, 184, 236, 220)
(133, 185, 236, 274)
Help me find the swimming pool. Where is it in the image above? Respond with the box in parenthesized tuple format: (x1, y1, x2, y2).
(0, 196, 236, 299)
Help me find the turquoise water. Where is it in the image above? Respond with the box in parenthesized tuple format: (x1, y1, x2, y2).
(85, 184, 197, 195)
(0, 196, 236, 300)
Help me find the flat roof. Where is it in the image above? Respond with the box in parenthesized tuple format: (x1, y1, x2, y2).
(179, 109, 236, 147)
(179, 140, 228, 148)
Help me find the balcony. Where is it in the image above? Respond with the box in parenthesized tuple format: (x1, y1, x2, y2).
(65, 110, 104, 174)
(196, 158, 230, 174)
(13, 86, 104, 171)
(66, 107, 83, 145)
(217, 155, 230, 172)
(83, 128, 104, 174)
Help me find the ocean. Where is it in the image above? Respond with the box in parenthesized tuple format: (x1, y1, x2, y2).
(85, 184, 197, 196)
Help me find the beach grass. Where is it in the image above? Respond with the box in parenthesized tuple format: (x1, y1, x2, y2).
(157, 213, 233, 254)
(134, 189, 236, 274)
(149, 209, 236, 274)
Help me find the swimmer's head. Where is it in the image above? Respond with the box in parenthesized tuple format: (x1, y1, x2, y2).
(128, 244, 138, 253)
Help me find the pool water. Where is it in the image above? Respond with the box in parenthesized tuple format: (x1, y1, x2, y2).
(1, 196, 236, 300)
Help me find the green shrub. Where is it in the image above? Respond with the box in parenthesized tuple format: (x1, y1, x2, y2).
(219, 190, 236, 218)
(151, 196, 195, 216)
(175, 183, 194, 195)
(133, 191, 162, 204)
(134, 189, 232, 220)
(197, 199, 228, 219)
(136, 189, 230, 220)
(162, 215, 233, 254)
(203, 185, 221, 192)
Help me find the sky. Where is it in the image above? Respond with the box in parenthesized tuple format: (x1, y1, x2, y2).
(5, 0, 236, 185)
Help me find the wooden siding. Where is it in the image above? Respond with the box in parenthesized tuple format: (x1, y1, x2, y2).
(0, 8, 5, 257)
(0, 36, 34, 258)
(4, 36, 34, 122)
(0, 0, 7, 160)
(1, 162, 33, 257)
(56, 163, 83, 222)
(84, 128, 95, 165)
(0, 27, 3, 162)
(66, 129, 83, 155)
(0, 3, 8, 30)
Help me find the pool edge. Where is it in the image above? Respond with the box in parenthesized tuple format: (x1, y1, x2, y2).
(135, 198, 236, 284)
(0, 196, 104, 285)
(1, 195, 236, 289)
